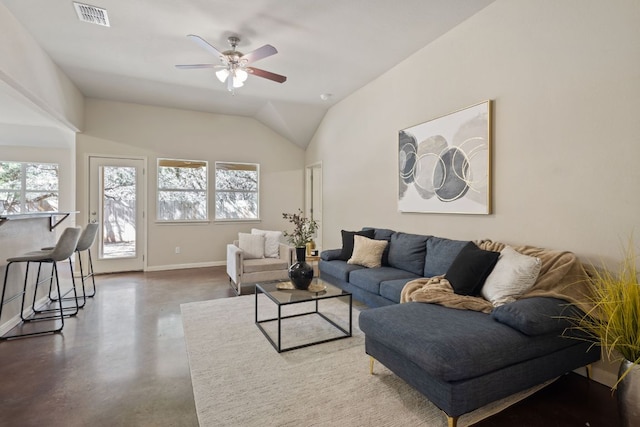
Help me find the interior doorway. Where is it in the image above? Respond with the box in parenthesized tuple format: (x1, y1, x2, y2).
(305, 162, 322, 251)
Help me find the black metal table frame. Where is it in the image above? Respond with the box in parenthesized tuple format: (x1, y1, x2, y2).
(255, 283, 352, 353)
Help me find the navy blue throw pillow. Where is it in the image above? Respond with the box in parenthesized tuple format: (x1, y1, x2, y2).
(445, 242, 500, 296)
(339, 229, 375, 261)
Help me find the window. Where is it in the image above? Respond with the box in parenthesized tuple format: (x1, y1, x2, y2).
(157, 159, 208, 221)
(215, 162, 259, 221)
(0, 161, 59, 214)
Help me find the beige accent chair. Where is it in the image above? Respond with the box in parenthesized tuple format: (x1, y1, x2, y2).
(226, 239, 291, 295)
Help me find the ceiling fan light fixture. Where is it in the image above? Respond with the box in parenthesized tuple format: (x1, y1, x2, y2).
(232, 80, 244, 89)
(217, 68, 248, 88)
(235, 69, 248, 83)
(215, 68, 229, 83)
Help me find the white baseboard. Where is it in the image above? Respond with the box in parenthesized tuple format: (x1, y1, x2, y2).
(144, 261, 226, 272)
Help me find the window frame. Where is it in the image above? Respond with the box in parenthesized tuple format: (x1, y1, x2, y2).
(0, 161, 59, 214)
(156, 158, 209, 223)
(214, 161, 260, 222)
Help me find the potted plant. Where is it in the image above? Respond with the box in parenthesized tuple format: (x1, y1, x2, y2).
(569, 242, 640, 426)
(282, 209, 318, 290)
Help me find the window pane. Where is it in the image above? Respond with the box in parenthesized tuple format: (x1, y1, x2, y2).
(158, 164, 207, 190)
(25, 192, 58, 212)
(0, 162, 21, 190)
(215, 191, 258, 220)
(215, 169, 258, 191)
(0, 191, 20, 213)
(26, 163, 58, 191)
(214, 162, 259, 220)
(103, 166, 136, 258)
(0, 161, 59, 214)
(158, 191, 207, 220)
(157, 158, 208, 221)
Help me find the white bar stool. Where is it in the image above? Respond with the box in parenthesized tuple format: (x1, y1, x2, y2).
(0, 227, 81, 340)
(75, 223, 99, 298)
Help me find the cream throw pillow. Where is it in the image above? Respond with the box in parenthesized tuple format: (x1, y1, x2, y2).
(251, 228, 283, 258)
(238, 233, 265, 259)
(348, 235, 388, 268)
(481, 245, 542, 307)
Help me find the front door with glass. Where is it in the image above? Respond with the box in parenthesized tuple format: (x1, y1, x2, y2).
(88, 156, 145, 273)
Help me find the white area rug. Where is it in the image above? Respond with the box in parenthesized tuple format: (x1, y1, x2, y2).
(181, 295, 551, 427)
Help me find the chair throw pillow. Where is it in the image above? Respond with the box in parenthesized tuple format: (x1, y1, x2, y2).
(251, 228, 283, 258)
(481, 245, 542, 306)
(339, 229, 375, 261)
(347, 235, 388, 268)
(445, 242, 500, 296)
(238, 233, 265, 259)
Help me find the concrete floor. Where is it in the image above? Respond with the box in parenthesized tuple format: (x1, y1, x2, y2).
(0, 266, 234, 427)
(0, 266, 619, 427)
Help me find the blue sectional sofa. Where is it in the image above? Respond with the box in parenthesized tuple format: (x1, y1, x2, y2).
(319, 227, 600, 427)
(320, 227, 469, 307)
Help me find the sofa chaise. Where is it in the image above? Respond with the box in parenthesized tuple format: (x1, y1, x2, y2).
(319, 227, 600, 426)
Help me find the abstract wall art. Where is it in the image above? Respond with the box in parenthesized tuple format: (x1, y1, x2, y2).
(398, 100, 492, 214)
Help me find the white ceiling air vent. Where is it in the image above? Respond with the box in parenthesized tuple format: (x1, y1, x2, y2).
(73, 2, 110, 27)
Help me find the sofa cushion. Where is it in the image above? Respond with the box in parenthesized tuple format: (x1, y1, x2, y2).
(348, 235, 388, 268)
(318, 259, 365, 282)
(251, 228, 283, 258)
(387, 232, 430, 276)
(481, 246, 542, 306)
(238, 233, 265, 259)
(491, 297, 580, 336)
(445, 242, 500, 295)
(339, 229, 376, 261)
(350, 267, 420, 295)
(359, 302, 578, 382)
(379, 278, 416, 303)
(423, 237, 470, 277)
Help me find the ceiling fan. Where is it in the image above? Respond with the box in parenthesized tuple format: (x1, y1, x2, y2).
(175, 35, 287, 92)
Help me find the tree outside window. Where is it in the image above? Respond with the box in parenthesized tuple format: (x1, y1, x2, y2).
(215, 162, 259, 220)
(0, 161, 59, 214)
(157, 159, 208, 221)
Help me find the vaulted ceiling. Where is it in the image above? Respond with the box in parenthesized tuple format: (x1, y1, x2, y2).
(1, 0, 495, 148)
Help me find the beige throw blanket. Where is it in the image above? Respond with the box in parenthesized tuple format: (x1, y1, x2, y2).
(400, 240, 594, 313)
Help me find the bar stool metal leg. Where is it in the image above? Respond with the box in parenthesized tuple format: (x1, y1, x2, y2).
(32, 256, 81, 317)
(0, 260, 65, 340)
(78, 247, 97, 298)
(75, 224, 99, 298)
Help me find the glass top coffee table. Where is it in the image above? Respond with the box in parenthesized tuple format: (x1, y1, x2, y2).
(255, 278, 352, 353)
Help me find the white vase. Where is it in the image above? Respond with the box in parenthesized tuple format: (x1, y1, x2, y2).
(618, 359, 640, 427)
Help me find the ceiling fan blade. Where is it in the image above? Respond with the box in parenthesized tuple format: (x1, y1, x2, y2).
(247, 67, 287, 83)
(242, 45, 277, 64)
(175, 64, 217, 69)
(186, 34, 227, 63)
